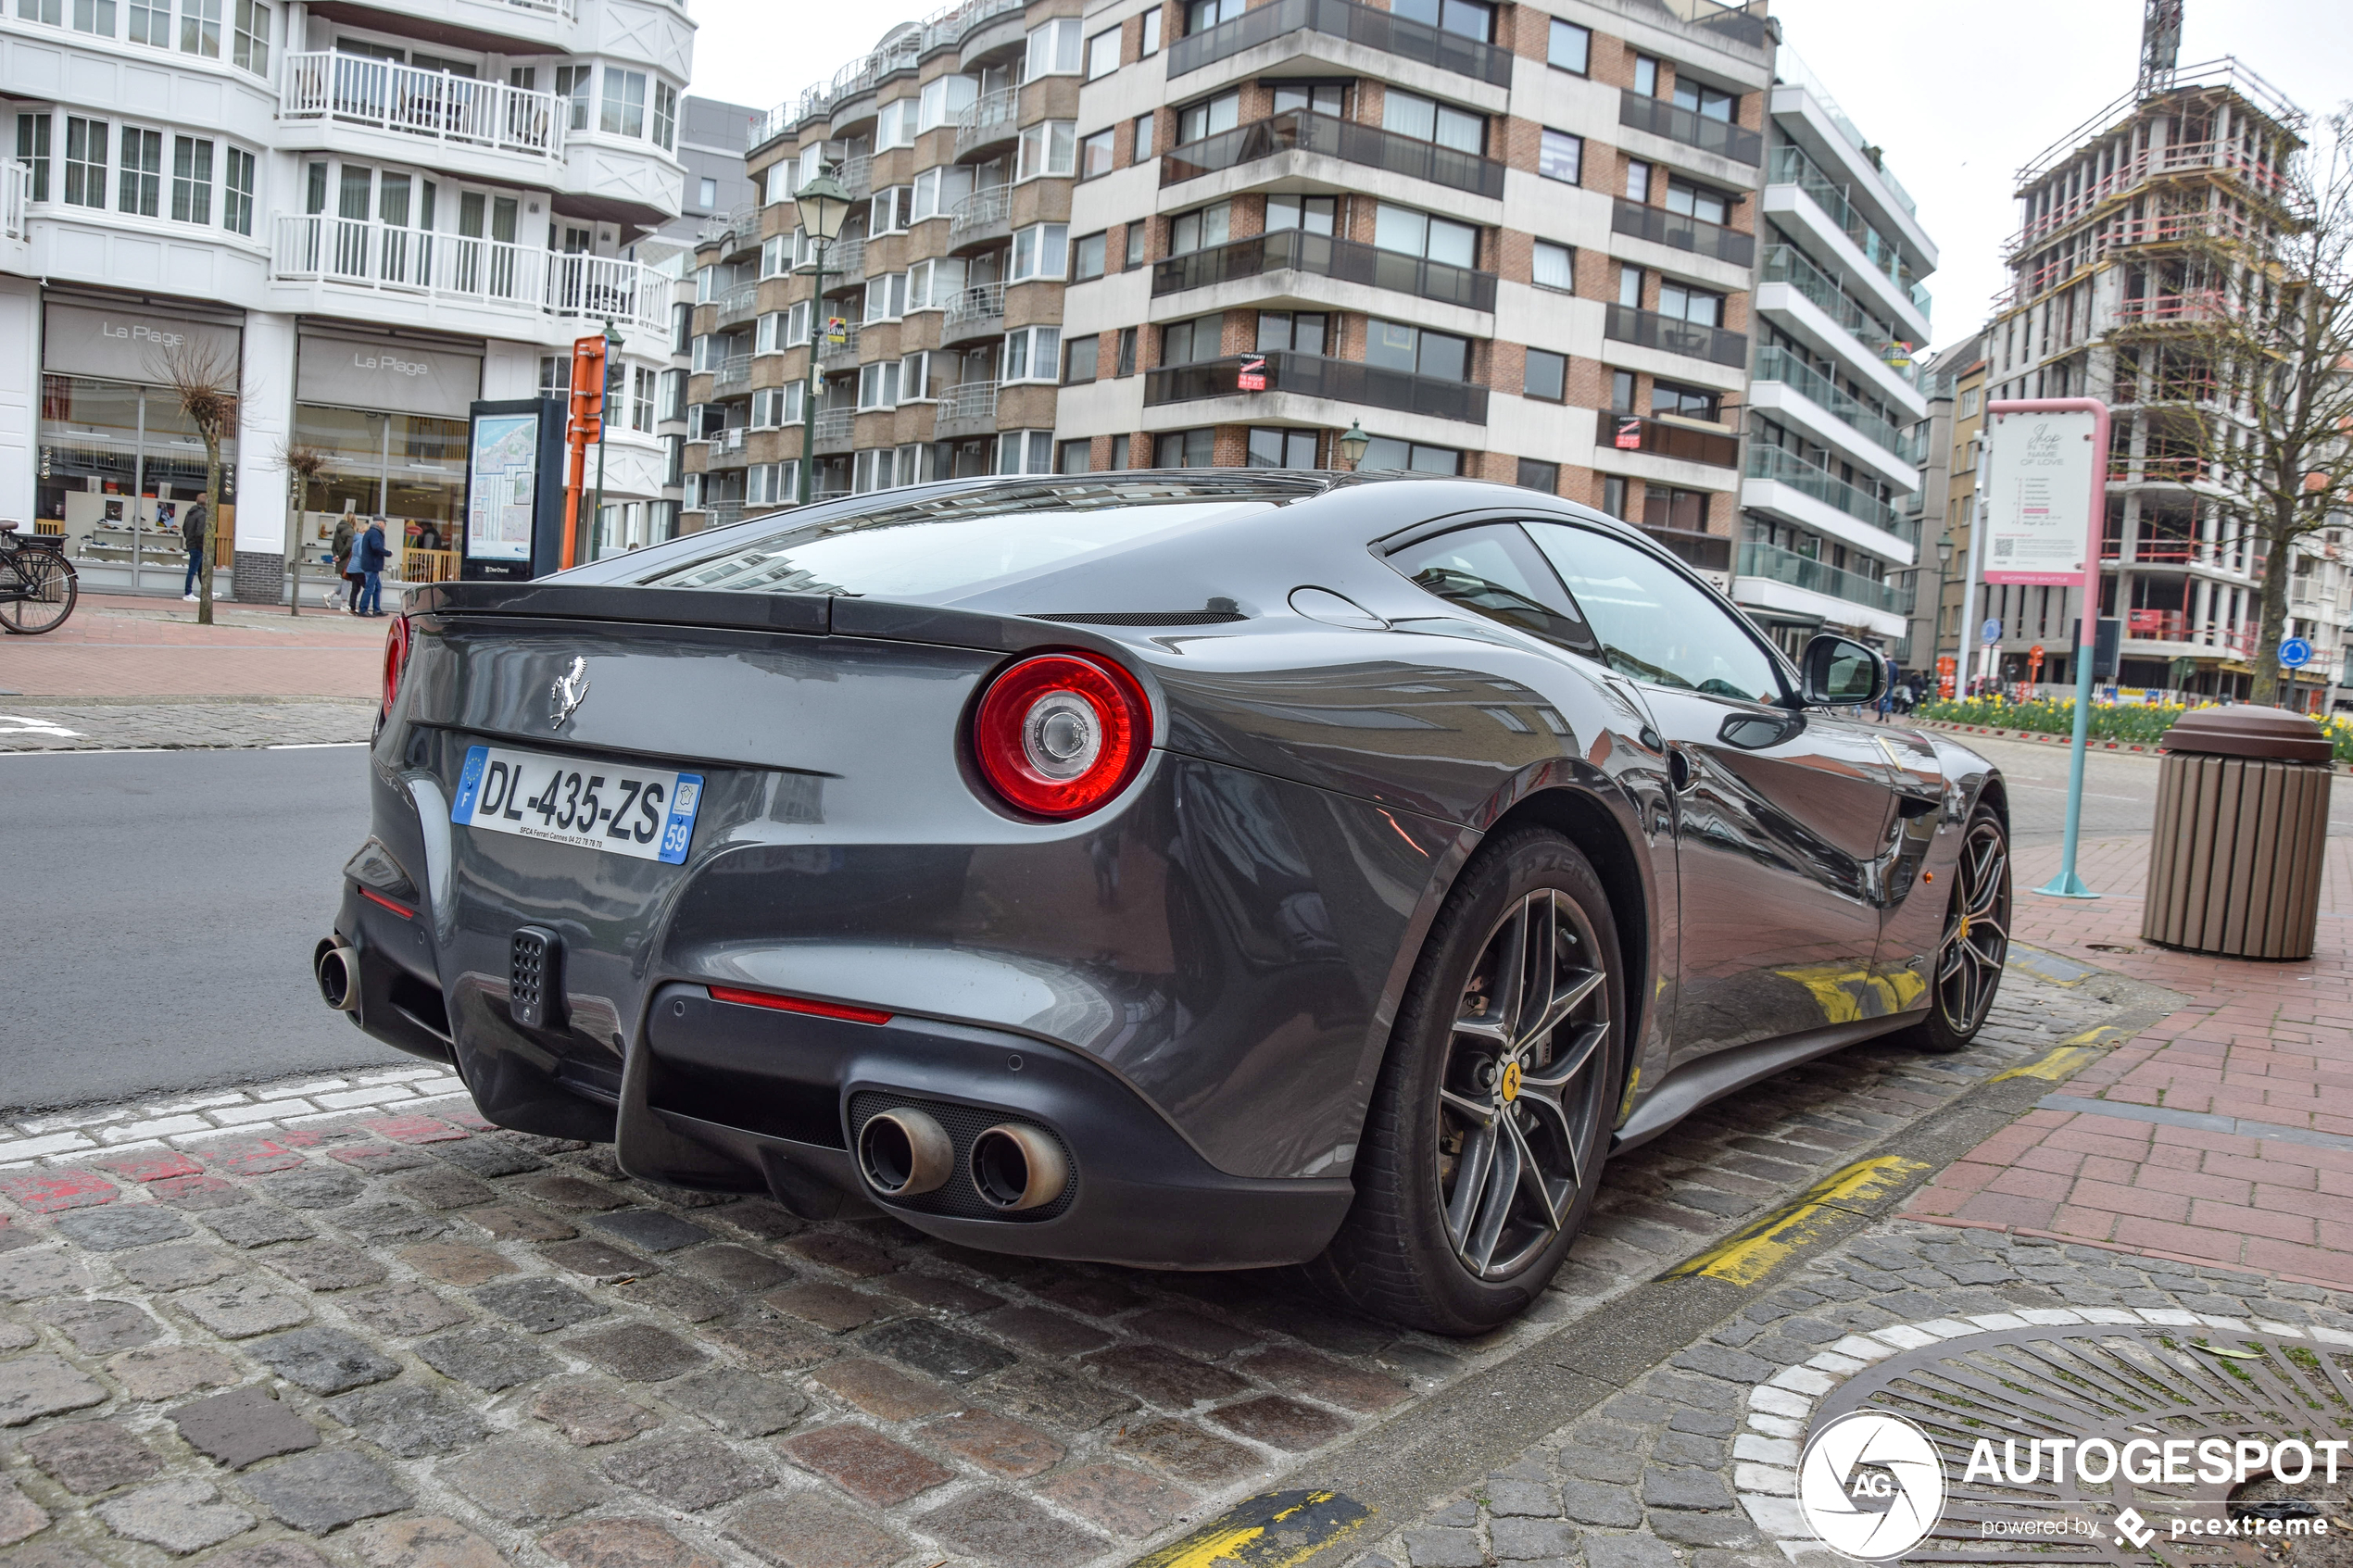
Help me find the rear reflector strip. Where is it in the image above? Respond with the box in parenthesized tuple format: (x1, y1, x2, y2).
(707, 985, 893, 1026)
(359, 887, 416, 920)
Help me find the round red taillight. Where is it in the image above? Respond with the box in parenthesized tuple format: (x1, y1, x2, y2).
(973, 653, 1152, 819)
(381, 615, 412, 720)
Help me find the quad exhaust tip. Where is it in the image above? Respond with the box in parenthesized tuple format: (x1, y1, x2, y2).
(314, 938, 361, 1013)
(970, 1123, 1068, 1211)
(858, 1109, 956, 1198)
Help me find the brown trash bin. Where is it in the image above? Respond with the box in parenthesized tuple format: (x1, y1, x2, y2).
(2142, 706, 2335, 960)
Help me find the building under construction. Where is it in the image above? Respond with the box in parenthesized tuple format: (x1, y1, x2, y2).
(1977, 36, 2351, 709)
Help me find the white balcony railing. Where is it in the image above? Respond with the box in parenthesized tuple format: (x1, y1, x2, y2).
(950, 184, 1012, 238)
(943, 282, 1005, 326)
(271, 214, 670, 332)
(281, 53, 564, 161)
(3, 161, 27, 240)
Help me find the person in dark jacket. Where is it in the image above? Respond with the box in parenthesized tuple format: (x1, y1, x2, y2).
(180, 498, 208, 602)
(331, 511, 359, 612)
(356, 517, 390, 617)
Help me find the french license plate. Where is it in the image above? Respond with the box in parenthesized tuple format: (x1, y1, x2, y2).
(449, 745, 703, 864)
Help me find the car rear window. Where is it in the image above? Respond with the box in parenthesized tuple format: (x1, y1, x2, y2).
(635, 478, 1306, 598)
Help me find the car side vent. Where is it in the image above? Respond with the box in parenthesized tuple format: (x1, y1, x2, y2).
(510, 926, 561, 1030)
(1031, 599, 1244, 627)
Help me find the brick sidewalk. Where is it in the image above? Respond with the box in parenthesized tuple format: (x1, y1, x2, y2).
(2, 595, 384, 700)
(1906, 834, 2353, 1289)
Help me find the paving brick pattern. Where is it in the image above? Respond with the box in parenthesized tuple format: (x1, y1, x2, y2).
(1364, 1223, 2353, 1568)
(0, 593, 381, 702)
(1906, 839, 2353, 1288)
(0, 702, 374, 752)
(0, 969, 2116, 1566)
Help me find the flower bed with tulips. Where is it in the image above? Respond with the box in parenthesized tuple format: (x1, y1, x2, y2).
(1914, 696, 2353, 764)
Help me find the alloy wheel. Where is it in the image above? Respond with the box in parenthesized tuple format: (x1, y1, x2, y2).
(1935, 816, 2010, 1035)
(1435, 888, 1612, 1282)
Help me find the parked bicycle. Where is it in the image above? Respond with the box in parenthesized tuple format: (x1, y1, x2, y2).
(0, 521, 78, 634)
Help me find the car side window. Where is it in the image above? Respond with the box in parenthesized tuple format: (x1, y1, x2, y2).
(1386, 523, 1599, 655)
(1524, 523, 1784, 703)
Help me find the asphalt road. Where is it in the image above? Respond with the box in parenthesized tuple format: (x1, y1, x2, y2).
(1950, 730, 2353, 843)
(1, 746, 392, 1114)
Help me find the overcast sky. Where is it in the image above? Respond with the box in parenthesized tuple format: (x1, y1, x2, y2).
(691, 0, 2352, 358)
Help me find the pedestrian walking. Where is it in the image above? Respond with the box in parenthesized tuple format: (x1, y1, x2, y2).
(357, 516, 389, 617)
(180, 497, 208, 602)
(329, 512, 358, 611)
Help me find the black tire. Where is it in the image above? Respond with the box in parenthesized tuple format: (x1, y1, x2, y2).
(0, 551, 77, 635)
(1308, 828, 1625, 1335)
(1894, 803, 2011, 1054)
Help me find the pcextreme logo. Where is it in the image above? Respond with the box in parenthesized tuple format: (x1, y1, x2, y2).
(1798, 1411, 1947, 1561)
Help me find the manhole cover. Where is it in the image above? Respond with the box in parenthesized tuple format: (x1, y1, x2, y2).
(1814, 1324, 2353, 1564)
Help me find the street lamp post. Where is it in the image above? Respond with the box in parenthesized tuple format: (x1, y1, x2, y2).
(1337, 421, 1369, 471)
(793, 166, 854, 507)
(589, 317, 623, 559)
(1931, 531, 1955, 670)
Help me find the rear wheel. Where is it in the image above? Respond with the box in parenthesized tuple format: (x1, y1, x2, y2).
(1310, 830, 1623, 1335)
(1897, 805, 2010, 1053)
(0, 551, 76, 635)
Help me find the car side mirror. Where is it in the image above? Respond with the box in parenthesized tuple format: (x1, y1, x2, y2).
(1800, 634, 1886, 709)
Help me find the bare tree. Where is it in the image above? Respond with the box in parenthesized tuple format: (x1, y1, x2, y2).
(156, 339, 241, 627)
(279, 444, 329, 618)
(2179, 105, 2353, 705)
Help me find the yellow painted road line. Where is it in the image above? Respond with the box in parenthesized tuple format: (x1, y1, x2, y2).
(1133, 1490, 1373, 1568)
(1986, 1024, 2126, 1083)
(1661, 1155, 1931, 1287)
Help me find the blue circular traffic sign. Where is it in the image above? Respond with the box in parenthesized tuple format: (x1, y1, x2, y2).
(2280, 636, 2314, 669)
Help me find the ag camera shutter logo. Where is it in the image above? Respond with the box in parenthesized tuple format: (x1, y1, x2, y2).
(1798, 1411, 1947, 1560)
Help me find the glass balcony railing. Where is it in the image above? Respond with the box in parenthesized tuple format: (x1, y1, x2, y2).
(1617, 92, 1763, 166)
(1768, 144, 1927, 317)
(1610, 198, 1755, 267)
(1756, 245, 1919, 384)
(1145, 351, 1488, 423)
(1603, 304, 1746, 368)
(1152, 228, 1497, 311)
(1169, 0, 1512, 86)
(1751, 345, 1904, 457)
(1164, 110, 1505, 199)
(1744, 443, 1915, 543)
(1737, 539, 1910, 614)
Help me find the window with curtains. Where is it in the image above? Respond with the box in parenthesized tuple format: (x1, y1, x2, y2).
(1025, 18, 1080, 74)
(170, 136, 212, 223)
(632, 368, 656, 432)
(1178, 93, 1239, 145)
(1381, 92, 1482, 154)
(1533, 241, 1573, 293)
(1001, 325, 1060, 383)
(1540, 129, 1582, 183)
(1009, 223, 1068, 281)
(1015, 122, 1075, 181)
(1087, 27, 1120, 79)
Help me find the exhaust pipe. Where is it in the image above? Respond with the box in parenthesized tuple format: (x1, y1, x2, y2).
(314, 938, 361, 1013)
(970, 1123, 1069, 1211)
(858, 1108, 955, 1198)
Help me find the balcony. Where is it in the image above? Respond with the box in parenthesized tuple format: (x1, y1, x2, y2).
(1167, 0, 1512, 86)
(1757, 245, 1916, 382)
(1145, 352, 1488, 423)
(1164, 110, 1504, 200)
(954, 88, 1020, 158)
(1603, 304, 1746, 368)
(817, 324, 861, 367)
(2108, 455, 2214, 486)
(1152, 228, 1495, 311)
(270, 215, 669, 332)
(1610, 198, 1755, 268)
(1598, 413, 1739, 469)
(1618, 92, 1762, 166)
(704, 426, 749, 468)
(812, 408, 856, 449)
(1766, 145, 1928, 313)
(1737, 539, 1910, 615)
(2116, 292, 2234, 328)
(709, 353, 752, 394)
(281, 53, 563, 162)
(697, 201, 759, 245)
(949, 185, 1013, 246)
(833, 157, 875, 202)
(1751, 345, 1905, 457)
(711, 282, 759, 327)
(935, 380, 1000, 436)
(810, 235, 863, 282)
(1744, 444, 1911, 541)
(941, 282, 1005, 344)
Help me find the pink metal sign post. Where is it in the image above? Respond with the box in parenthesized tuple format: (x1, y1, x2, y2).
(1984, 397, 2111, 898)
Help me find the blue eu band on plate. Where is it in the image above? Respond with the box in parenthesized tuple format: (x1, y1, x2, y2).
(450, 744, 702, 865)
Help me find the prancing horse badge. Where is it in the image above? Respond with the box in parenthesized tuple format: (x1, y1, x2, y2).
(550, 656, 591, 729)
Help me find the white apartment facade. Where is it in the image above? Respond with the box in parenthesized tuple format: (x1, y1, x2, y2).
(1, 0, 694, 596)
(1731, 48, 1933, 658)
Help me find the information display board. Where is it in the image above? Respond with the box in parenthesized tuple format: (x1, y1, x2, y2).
(459, 397, 569, 581)
(1983, 409, 2101, 585)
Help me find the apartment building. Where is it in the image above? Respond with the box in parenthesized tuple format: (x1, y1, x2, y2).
(1730, 49, 1931, 659)
(3, 0, 695, 596)
(1895, 332, 1982, 674)
(1985, 58, 2350, 709)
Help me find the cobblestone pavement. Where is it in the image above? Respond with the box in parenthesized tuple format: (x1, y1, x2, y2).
(0, 963, 2132, 1568)
(0, 703, 374, 753)
(1359, 1222, 2353, 1568)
